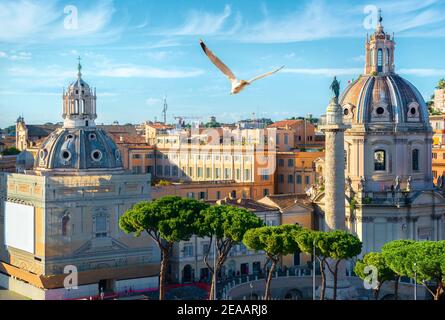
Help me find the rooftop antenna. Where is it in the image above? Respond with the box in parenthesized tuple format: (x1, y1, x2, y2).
(162, 95, 168, 124)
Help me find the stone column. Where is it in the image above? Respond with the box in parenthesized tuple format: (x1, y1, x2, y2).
(319, 95, 355, 299)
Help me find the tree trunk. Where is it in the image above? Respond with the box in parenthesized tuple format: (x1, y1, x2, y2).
(434, 284, 443, 301)
(374, 283, 382, 300)
(264, 259, 277, 300)
(394, 276, 400, 300)
(159, 247, 170, 300)
(332, 260, 340, 300)
(333, 268, 338, 300)
(320, 259, 326, 300)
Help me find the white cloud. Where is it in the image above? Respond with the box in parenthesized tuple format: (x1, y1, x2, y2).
(146, 98, 161, 106)
(283, 68, 362, 77)
(0, 0, 121, 43)
(399, 68, 445, 77)
(0, 51, 32, 61)
(98, 65, 204, 78)
(159, 4, 234, 36)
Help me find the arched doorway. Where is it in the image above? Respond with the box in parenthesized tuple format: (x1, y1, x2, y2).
(182, 265, 193, 283)
(284, 289, 303, 300)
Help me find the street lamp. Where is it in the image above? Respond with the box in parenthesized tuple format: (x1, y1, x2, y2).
(312, 238, 316, 300)
(214, 237, 217, 300)
(413, 262, 417, 301)
(249, 282, 254, 300)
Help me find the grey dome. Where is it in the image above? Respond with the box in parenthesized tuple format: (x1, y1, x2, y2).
(340, 74, 430, 128)
(35, 127, 123, 174)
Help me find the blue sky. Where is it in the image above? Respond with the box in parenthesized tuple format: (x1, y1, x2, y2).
(1, 0, 445, 128)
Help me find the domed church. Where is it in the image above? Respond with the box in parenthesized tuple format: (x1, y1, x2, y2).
(36, 61, 123, 175)
(314, 15, 445, 254)
(0, 60, 160, 300)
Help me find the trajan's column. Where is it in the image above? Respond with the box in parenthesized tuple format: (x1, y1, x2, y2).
(319, 77, 355, 299)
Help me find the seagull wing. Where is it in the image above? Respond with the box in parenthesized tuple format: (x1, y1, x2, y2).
(248, 65, 285, 83)
(200, 40, 236, 81)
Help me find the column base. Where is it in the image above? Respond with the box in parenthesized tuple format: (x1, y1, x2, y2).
(316, 279, 357, 300)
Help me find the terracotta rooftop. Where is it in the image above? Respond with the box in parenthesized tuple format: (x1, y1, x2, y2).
(268, 119, 307, 128)
(260, 193, 313, 210)
(212, 197, 279, 212)
(147, 123, 174, 130)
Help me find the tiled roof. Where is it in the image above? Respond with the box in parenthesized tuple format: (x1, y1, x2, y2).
(261, 193, 313, 210)
(268, 120, 306, 128)
(213, 197, 279, 212)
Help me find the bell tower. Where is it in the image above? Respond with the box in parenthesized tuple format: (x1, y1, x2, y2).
(62, 57, 97, 129)
(364, 10, 395, 75)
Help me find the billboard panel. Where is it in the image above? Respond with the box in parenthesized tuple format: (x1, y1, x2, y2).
(4, 201, 35, 254)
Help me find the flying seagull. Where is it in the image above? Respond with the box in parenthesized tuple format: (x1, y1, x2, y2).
(200, 39, 284, 95)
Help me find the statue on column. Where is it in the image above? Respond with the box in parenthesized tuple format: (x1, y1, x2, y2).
(406, 176, 412, 192)
(345, 176, 352, 191)
(395, 176, 401, 191)
(330, 76, 340, 100)
(359, 176, 366, 192)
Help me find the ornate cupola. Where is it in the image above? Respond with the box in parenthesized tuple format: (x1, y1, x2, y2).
(35, 59, 123, 175)
(364, 10, 395, 75)
(62, 57, 97, 129)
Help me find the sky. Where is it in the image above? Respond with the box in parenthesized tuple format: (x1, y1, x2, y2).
(1, 0, 445, 128)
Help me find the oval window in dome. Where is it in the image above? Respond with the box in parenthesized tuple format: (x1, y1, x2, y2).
(61, 150, 72, 161)
(91, 149, 103, 162)
(376, 107, 385, 115)
(39, 149, 47, 160)
(343, 108, 349, 116)
(115, 149, 121, 161)
(410, 107, 416, 115)
(89, 133, 97, 140)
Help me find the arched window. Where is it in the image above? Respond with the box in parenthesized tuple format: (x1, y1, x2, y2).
(386, 48, 390, 66)
(62, 214, 70, 236)
(74, 99, 79, 114)
(412, 149, 419, 171)
(374, 149, 386, 171)
(377, 49, 383, 72)
(80, 99, 85, 114)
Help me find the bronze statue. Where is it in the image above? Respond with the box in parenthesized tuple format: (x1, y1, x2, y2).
(330, 76, 340, 99)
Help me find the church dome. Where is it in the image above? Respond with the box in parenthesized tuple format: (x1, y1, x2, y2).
(35, 59, 123, 175)
(339, 12, 429, 129)
(340, 74, 429, 127)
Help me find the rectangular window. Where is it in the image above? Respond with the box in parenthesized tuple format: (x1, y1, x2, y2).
(132, 154, 141, 159)
(288, 174, 294, 184)
(296, 175, 302, 184)
(433, 153, 438, 159)
(146, 166, 153, 174)
(224, 168, 230, 179)
(244, 169, 251, 181)
(305, 176, 310, 185)
(189, 167, 193, 177)
(187, 192, 195, 199)
(172, 166, 178, 176)
(164, 166, 171, 176)
(206, 167, 211, 178)
(278, 159, 284, 167)
(279, 174, 284, 183)
(199, 192, 206, 200)
(156, 165, 163, 176)
(216, 191, 221, 200)
(284, 134, 289, 145)
(215, 168, 221, 179)
(132, 166, 142, 174)
(95, 215, 107, 238)
(183, 244, 193, 257)
(263, 188, 270, 196)
(197, 167, 203, 178)
(236, 168, 241, 180)
(288, 159, 294, 167)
